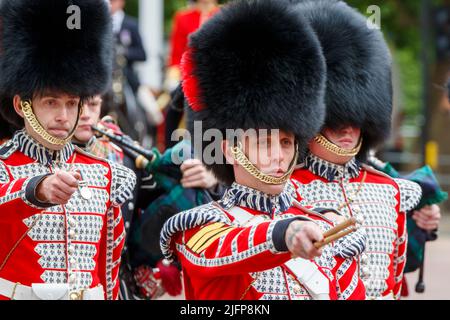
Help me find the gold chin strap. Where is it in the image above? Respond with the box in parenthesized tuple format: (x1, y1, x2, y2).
(230, 142, 298, 185)
(21, 100, 83, 147)
(314, 133, 362, 157)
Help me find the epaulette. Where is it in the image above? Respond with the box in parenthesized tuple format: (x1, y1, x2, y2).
(0, 138, 19, 160)
(160, 203, 229, 260)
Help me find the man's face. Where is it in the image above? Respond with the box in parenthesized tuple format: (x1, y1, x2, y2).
(74, 96, 102, 143)
(308, 125, 361, 165)
(14, 92, 80, 150)
(109, 0, 125, 14)
(226, 130, 296, 195)
(321, 125, 361, 150)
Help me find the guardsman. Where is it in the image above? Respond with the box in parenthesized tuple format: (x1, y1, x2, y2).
(289, 0, 422, 300)
(0, 0, 136, 300)
(160, 0, 366, 300)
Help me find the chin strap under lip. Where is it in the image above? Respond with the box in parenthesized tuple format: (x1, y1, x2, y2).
(230, 142, 298, 185)
(314, 133, 362, 157)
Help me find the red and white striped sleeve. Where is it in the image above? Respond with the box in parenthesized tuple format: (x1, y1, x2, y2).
(173, 218, 295, 278)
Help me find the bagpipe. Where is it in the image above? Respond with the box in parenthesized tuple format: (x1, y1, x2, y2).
(369, 155, 448, 294)
(92, 123, 215, 299)
(92, 122, 154, 169)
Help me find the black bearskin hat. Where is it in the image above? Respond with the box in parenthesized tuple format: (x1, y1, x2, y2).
(0, 0, 113, 127)
(292, 0, 393, 160)
(181, 0, 326, 185)
(0, 95, 18, 140)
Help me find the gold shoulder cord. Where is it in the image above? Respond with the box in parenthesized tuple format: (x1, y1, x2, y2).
(21, 100, 83, 146)
(230, 142, 298, 185)
(314, 133, 362, 157)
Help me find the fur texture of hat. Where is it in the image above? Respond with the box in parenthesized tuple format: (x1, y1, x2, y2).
(293, 0, 393, 159)
(0, 0, 113, 127)
(181, 0, 327, 184)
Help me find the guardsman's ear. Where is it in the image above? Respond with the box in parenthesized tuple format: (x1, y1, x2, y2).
(13, 95, 25, 119)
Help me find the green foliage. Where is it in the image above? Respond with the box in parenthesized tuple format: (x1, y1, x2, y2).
(346, 1, 421, 53)
(164, 0, 189, 37)
(396, 48, 423, 119)
(346, 1, 423, 118)
(124, 0, 139, 18)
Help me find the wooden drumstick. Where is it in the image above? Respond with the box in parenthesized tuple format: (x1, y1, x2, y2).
(322, 217, 357, 238)
(314, 226, 358, 249)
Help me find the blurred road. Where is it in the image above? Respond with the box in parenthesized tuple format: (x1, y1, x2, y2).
(404, 212, 450, 300)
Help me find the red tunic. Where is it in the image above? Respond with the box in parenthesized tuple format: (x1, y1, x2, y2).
(0, 130, 136, 300)
(168, 7, 220, 67)
(291, 154, 422, 299)
(161, 182, 366, 300)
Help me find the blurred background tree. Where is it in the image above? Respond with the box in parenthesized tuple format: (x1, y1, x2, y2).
(125, 0, 139, 17)
(164, 0, 188, 35)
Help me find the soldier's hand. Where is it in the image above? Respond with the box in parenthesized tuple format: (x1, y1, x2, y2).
(36, 170, 81, 205)
(180, 159, 218, 189)
(412, 204, 441, 231)
(285, 220, 323, 259)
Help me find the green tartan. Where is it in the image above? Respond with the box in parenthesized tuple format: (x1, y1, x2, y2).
(128, 140, 212, 267)
(374, 162, 447, 272)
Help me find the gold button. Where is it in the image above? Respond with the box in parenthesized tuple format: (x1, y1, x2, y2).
(361, 266, 371, 279)
(69, 274, 77, 283)
(69, 292, 81, 300)
(68, 217, 77, 227)
(360, 255, 369, 265)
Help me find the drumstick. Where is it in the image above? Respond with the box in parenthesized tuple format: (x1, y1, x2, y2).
(314, 226, 357, 249)
(322, 217, 357, 238)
